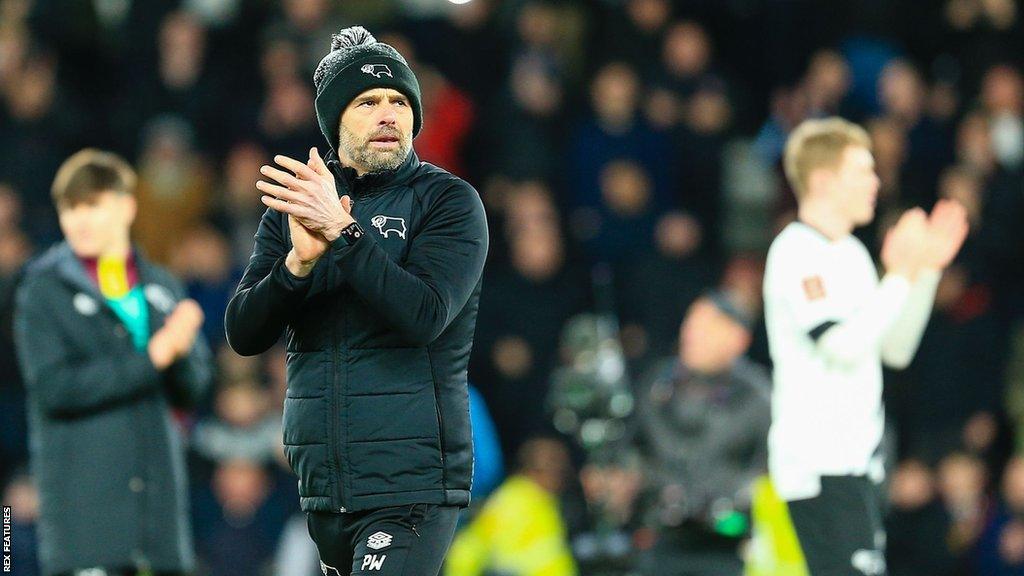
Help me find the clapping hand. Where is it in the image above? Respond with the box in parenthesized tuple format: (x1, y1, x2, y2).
(881, 208, 930, 280)
(922, 199, 969, 270)
(257, 147, 354, 242)
(148, 299, 204, 370)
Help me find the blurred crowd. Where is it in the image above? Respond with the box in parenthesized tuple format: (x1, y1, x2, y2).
(1, 0, 1023, 575)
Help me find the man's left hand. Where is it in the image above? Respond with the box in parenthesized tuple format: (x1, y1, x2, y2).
(257, 147, 354, 241)
(923, 198, 969, 270)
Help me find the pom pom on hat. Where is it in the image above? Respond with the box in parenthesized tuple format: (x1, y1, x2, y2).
(331, 26, 376, 50)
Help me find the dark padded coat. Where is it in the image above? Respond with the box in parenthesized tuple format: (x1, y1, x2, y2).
(14, 243, 212, 576)
(225, 151, 488, 513)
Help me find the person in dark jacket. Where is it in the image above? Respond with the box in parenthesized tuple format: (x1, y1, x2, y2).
(14, 149, 213, 576)
(224, 26, 488, 576)
(634, 290, 771, 576)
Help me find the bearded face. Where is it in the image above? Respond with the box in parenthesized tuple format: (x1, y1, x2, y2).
(338, 121, 412, 174)
(337, 88, 414, 174)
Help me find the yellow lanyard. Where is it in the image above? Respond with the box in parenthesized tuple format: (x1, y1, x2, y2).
(96, 255, 130, 298)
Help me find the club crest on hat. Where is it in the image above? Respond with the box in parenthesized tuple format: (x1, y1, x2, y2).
(361, 64, 393, 79)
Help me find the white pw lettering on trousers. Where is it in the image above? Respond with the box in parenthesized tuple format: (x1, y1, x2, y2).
(362, 554, 387, 571)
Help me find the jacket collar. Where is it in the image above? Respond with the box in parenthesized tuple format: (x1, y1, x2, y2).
(53, 242, 172, 333)
(53, 242, 159, 298)
(326, 148, 421, 198)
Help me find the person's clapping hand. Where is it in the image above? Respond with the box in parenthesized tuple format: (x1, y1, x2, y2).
(148, 299, 204, 370)
(922, 198, 969, 271)
(881, 207, 930, 281)
(257, 147, 354, 242)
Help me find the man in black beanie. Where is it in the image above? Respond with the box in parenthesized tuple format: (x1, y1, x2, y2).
(225, 26, 488, 576)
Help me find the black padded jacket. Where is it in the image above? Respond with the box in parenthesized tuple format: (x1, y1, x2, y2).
(225, 150, 487, 513)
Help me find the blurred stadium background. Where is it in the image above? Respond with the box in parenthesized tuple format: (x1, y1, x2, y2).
(0, 0, 1023, 574)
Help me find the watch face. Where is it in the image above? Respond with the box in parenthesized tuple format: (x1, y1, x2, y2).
(344, 223, 363, 244)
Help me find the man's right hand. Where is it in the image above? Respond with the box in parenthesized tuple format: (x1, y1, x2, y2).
(922, 199, 969, 270)
(286, 215, 329, 277)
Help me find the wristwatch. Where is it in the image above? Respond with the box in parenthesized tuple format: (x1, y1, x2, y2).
(339, 221, 365, 246)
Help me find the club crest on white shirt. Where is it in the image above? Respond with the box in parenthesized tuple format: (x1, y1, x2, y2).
(802, 275, 826, 301)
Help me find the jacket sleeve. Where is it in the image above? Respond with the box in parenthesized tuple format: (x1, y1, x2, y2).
(330, 181, 489, 346)
(164, 279, 214, 409)
(14, 276, 162, 418)
(225, 208, 314, 356)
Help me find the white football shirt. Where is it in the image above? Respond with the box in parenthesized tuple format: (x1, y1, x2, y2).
(764, 222, 908, 500)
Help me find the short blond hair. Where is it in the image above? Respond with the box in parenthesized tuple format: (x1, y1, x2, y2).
(783, 117, 871, 199)
(51, 148, 137, 208)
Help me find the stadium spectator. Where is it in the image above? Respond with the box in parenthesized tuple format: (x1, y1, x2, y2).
(191, 458, 297, 576)
(471, 184, 589, 462)
(615, 211, 712, 366)
(885, 460, 957, 576)
(569, 62, 672, 216)
(445, 438, 577, 576)
(975, 456, 1024, 575)
(0, 47, 87, 245)
(168, 225, 237, 349)
(888, 263, 1004, 463)
(599, 0, 672, 82)
(633, 290, 771, 576)
(578, 159, 659, 263)
(477, 55, 565, 181)
(212, 141, 272, 263)
(877, 59, 955, 207)
(939, 452, 991, 561)
(132, 116, 215, 265)
(190, 380, 281, 466)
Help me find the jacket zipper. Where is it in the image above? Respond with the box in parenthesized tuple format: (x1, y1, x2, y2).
(431, 348, 446, 482)
(435, 398, 445, 467)
(332, 331, 344, 513)
(332, 195, 358, 513)
(332, 199, 346, 513)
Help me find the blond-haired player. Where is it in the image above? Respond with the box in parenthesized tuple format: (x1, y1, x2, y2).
(763, 117, 968, 576)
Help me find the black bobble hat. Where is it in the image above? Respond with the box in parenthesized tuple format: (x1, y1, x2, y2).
(312, 26, 423, 154)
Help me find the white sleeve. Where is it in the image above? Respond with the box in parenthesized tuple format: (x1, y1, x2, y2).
(880, 269, 941, 369)
(816, 273, 913, 367)
(770, 238, 912, 368)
